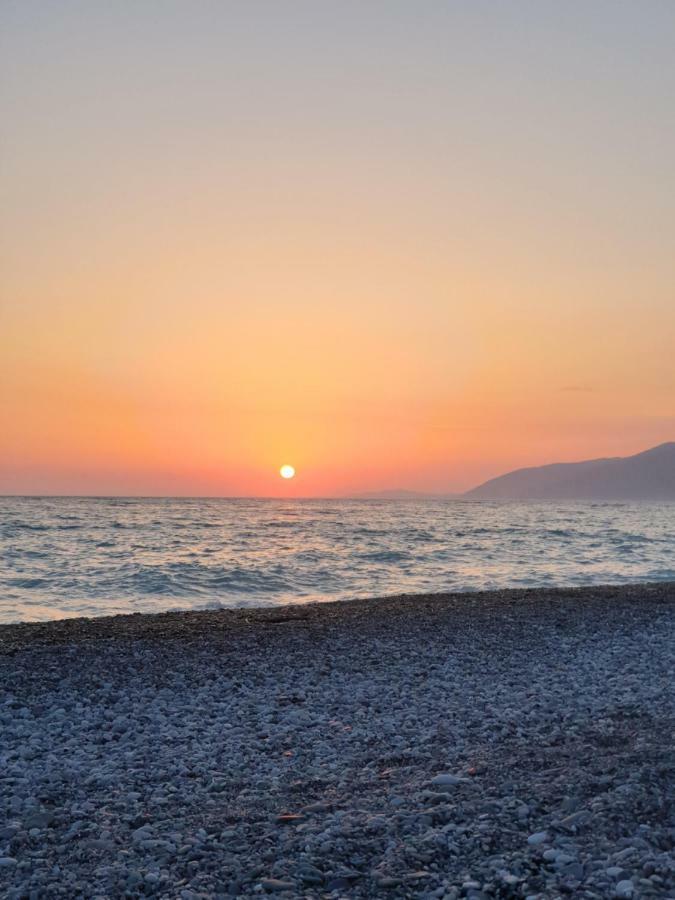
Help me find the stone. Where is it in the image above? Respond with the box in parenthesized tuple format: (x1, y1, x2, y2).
(260, 878, 296, 892)
(607, 866, 625, 878)
(24, 809, 54, 830)
(527, 831, 549, 846)
(431, 773, 465, 788)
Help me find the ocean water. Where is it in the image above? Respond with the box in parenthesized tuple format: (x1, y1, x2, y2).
(1, 497, 674, 622)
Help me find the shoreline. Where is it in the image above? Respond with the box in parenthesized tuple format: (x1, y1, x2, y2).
(1, 582, 674, 897)
(2, 580, 675, 650)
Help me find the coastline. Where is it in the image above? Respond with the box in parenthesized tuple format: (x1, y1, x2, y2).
(1, 583, 674, 897)
(2, 580, 675, 649)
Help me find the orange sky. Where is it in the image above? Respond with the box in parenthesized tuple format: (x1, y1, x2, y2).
(1, 3, 674, 496)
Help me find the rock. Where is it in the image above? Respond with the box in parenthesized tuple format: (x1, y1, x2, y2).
(562, 862, 584, 880)
(24, 809, 54, 830)
(131, 826, 153, 842)
(557, 810, 590, 832)
(325, 876, 352, 891)
(615, 880, 634, 898)
(297, 864, 323, 885)
(374, 875, 403, 887)
(430, 773, 465, 788)
(260, 878, 296, 892)
(527, 831, 549, 846)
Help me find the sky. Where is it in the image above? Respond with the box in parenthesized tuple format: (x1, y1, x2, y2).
(1, 0, 674, 496)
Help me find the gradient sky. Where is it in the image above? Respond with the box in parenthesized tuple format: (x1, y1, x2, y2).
(2, 1, 674, 496)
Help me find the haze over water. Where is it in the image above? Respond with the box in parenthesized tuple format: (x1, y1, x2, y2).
(2, 497, 674, 623)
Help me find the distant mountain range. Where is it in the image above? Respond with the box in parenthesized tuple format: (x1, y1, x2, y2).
(349, 489, 458, 500)
(464, 442, 675, 500)
(349, 443, 675, 501)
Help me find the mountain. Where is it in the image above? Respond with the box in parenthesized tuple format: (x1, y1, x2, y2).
(464, 442, 675, 501)
(348, 489, 457, 500)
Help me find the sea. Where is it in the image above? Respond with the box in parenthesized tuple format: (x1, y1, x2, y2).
(1, 496, 674, 623)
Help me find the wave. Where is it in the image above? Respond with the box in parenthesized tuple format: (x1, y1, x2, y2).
(1, 497, 674, 622)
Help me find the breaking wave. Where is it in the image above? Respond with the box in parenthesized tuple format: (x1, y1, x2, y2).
(1, 497, 674, 622)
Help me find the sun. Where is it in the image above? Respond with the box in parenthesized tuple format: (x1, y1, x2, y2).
(279, 464, 296, 479)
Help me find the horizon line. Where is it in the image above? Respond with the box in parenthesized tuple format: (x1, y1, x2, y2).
(0, 493, 463, 501)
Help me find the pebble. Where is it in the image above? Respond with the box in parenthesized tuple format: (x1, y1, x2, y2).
(527, 831, 549, 846)
(0, 586, 673, 898)
(431, 773, 465, 787)
(259, 878, 296, 892)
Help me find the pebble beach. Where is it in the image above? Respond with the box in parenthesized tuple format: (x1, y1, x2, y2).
(1, 583, 674, 898)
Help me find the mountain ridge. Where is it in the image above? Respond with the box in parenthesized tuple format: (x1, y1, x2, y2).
(344, 443, 675, 501)
(463, 442, 675, 500)
(345, 489, 459, 500)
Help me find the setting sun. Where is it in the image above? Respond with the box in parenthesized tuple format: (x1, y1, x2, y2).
(1, 5, 673, 894)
